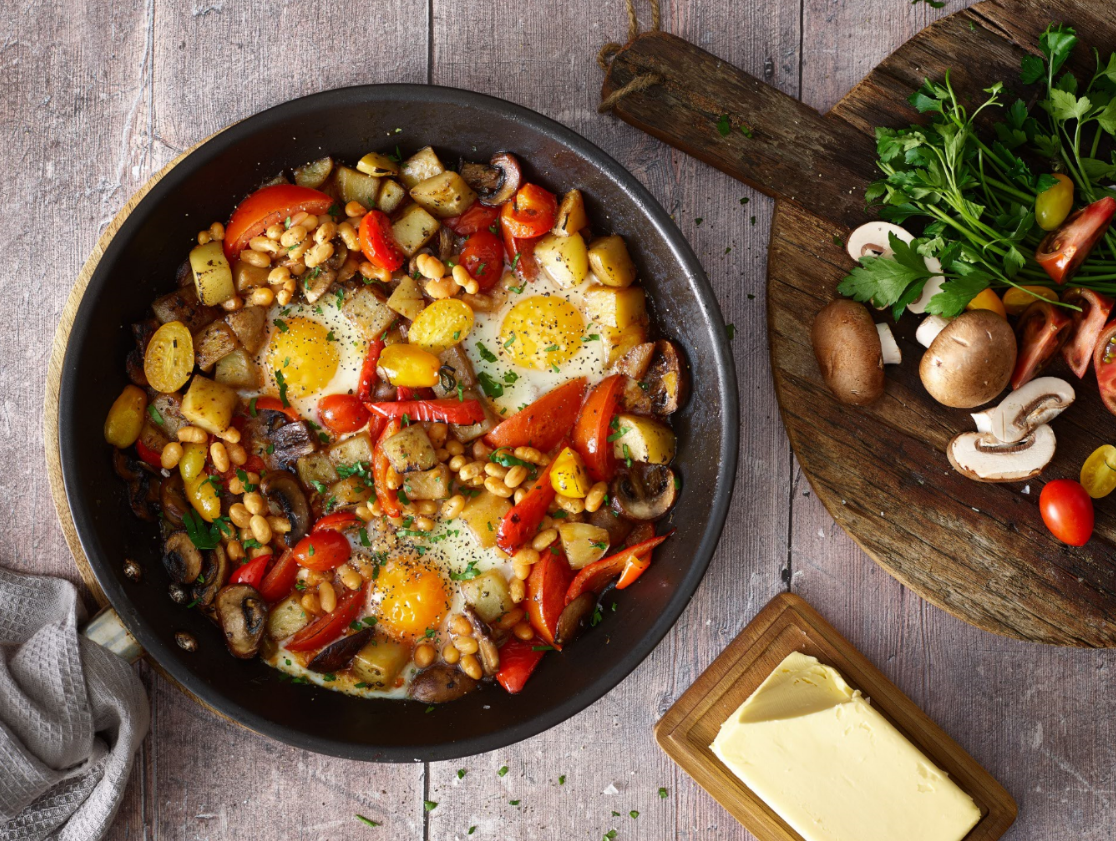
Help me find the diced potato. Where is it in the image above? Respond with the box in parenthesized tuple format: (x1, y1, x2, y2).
(268, 595, 310, 640)
(408, 299, 474, 354)
(535, 232, 589, 288)
(588, 235, 637, 288)
(461, 570, 515, 623)
(391, 203, 441, 257)
(611, 412, 676, 465)
(214, 348, 260, 388)
(357, 152, 401, 178)
(152, 286, 217, 332)
(550, 447, 591, 498)
(351, 637, 411, 687)
(303, 266, 335, 304)
(381, 424, 437, 473)
(180, 375, 238, 435)
(139, 417, 170, 454)
(558, 523, 612, 570)
(403, 464, 452, 500)
(189, 241, 236, 305)
(297, 452, 340, 488)
(387, 275, 426, 322)
(335, 165, 380, 208)
(410, 171, 478, 218)
(232, 260, 270, 292)
(293, 156, 333, 189)
(377, 178, 407, 214)
(327, 432, 374, 468)
(553, 189, 589, 237)
(193, 320, 241, 372)
(329, 475, 374, 506)
(585, 285, 647, 329)
(399, 146, 445, 189)
(605, 322, 649, 367)
(152, 392, 187, 436)
(224, 306, 268, 354)
(343, 286, 396, 341)
(461, 491, 512, 548)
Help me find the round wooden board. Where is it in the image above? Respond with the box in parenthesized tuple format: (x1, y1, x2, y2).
(768, 0, 1116, 646)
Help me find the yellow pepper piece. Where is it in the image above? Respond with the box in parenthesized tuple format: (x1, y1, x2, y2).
(964, 288, 1007, 319)
(103, 385, 147, 448)
(180, 442, 220, 521)
(1002, 285, 1059, 315)
(378, 343, 442, 388)
(550, 446, 592, 498)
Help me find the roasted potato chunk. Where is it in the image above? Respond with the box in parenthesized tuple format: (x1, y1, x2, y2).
(377, 178, 407, 214)
(585, 284, 646, 329)
(343, 286, 396, 341)
(327, 432, 374, 469)
(334, 165, 380, 208)
(214, 348, 260, 388)
(461, 570, 515, 623)
(293, 156, 333, 189)
(553, 189, 589, 237)
(461, 491, 512, 548)
(391, 203, 441, 257)
(610, 412, 676, 465)
(352, 637, 411, 687)
(534, 232, 589, 288)
(189, 241, 236, 305)
(180, 375, 238, 435)
(410, 171, 478, 218)
(357, 152, 400, 178)
(381, 424, 437, 473)
(152, 285, 218, 333)
(588, 235, 637, 288)
(193, 320, 241, 372)
(400, 146, 445, 189)
(297, 452, 340, 489)
(224, 306, 268, 354)
(558, 523, 612, 570)
(386, 274, 426, 322)
(402, 465, 452, 500)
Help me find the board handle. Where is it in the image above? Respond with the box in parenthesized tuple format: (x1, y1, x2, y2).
(600, 31, 878, 228)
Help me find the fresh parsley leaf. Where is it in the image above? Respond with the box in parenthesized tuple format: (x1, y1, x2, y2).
(476, 342, 498, 363)
(477, 371, 504, 399)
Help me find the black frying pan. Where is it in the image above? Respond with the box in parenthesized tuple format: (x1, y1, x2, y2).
(58, 85, 739, 761)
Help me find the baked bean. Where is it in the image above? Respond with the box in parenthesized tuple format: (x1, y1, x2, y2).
(160, 442, 183, 469)
(442, 643, 460, 665)
(441, 495, 465, 519)
(512, 622, 534, 641)
(209, 441, 230, 472)
(484, 477, 513, 498)
(414, 643, 436, 668)
(317, 580, 337, 614)
(532, 529, 558, 552)
(509, 578, 526, 603)
(249, 515, 272, 544)
(460, 654, 482, 680)
(176, 426, 206, 444)
(451, 615, 473, 636)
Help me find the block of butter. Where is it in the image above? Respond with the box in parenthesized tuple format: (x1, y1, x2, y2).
(711, 652, 981, 841)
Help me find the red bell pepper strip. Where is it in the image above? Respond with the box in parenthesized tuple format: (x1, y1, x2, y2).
(1036, 197, 1116, 284)
(616, 550, 652, 590)
(496, 455, 559, 555)
(565, 532, 673, 605)
(285, 586, 366, 652)
(366, 398, 487, 425)
(223, 184, 334, 261)
(257, 549, 299, 602)
(312, 511, 362, 533)
(572, 374, 623, 482)
(484, 378, 586, 453)
(135, 439, 164, 469)
(251, 395, 301, 421)
(356, 339, 385, 403)
(395, 386, 417, 402)
(1061, 288, 1114, 378)
(373, 418, 403, 518)
(496, 637, 547, 694)
(229, 552, 272, 589)
(526, 550, 575, 648)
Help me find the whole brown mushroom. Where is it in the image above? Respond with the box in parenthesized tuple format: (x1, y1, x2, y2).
(811, 299, 886, 405)
(919, 310, 1016, 408)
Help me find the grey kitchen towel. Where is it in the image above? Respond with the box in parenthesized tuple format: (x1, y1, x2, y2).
(0, 567, 149, 841)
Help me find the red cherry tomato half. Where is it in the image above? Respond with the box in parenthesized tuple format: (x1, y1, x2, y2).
(1039, 479, 1094, 547)
(292, 529, 352, 571)
(312, 511, 363, 533)
(500, 184, 557, 239)
(1094, 320, 1116, 414)
(224, 185, 333, 261)
(359, 209, 404, 272)
(1011, 301, 1073, 390)
(257, 549, 299, 602)
(317, 394, 371, 434)
(459, 230, 505, 290)
(1036, 196, 1116, 284)
(444, 202, 500, 236)
(229, 552, 272, 589)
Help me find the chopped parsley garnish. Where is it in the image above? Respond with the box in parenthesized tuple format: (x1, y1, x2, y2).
(450, 560, 481, 581)
(248, 396, 258, 417)
(543, 343, 559, 352)
(423, 800, 437, 812)
(477, 372, 504, 399)
(606, 426, 630, 443)
(359, 527, 371, 547)
(146, 404, 164, 425)
(726, 323, 736, 341)
(273, 318, 289, 333)
(182, 510, 228, 550)
(498, 765, 509, 777)
(580, 334, 601, 343)
(476, 342, 498, 363)
(236, 469, 257, 492)
(559, 775, 566, 785)
(503, 333, 517, 348)
(503, 371, 518, 384)
(532, 645, 554, 651)
(509, 283, 526, 294)
(591, 540, 608, 550)
(275, 370, 290, 407)
(355, 815, 380, 828)
(457, 769, 467, 779)
(658, 787, 669, 799)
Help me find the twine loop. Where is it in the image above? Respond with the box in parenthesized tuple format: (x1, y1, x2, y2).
(597, 0, 664, 113)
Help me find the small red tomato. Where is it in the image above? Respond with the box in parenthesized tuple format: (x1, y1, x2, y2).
(359, 209, 404, 271)
(317, 393, 370, 434)
(459, 230, 505, 290)
(292, 529, 352, 571)
(1039, 479, 1094, 547)
(500, 184, 557, 239)
(444, 202, 500, 236)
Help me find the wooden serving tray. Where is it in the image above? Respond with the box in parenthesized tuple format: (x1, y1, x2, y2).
(655, 593, 1017, 841)
(602, 0, 1116, 646)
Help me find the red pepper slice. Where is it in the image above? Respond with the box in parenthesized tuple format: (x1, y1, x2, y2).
(496, 636, 547, 694)
(1061, 288, 1114, 378)
(484, 378, 586, 454)
(1036, 197, 1116, 284)
(285, 586, 365, 652)
(444, 202, 501, 236)
(373, 418, 403, 518)
(135, 439, 164, 469)
(359, 209, 405, 272)
(616, 549, 653, 590)
(1093, 320, 1116, 415)
(1011, 301, 1073, 390)
(366, 398, 487, 425)
(251, 395, 301, 421)
(257, 549, 299, 602)
(312, 511, 362, 533)
(572, 374, 623, 482)
(223, 184, 334, 261)
(497, 455, 559, 555)
(356, 339, 385, 403)
(526, 550, 574, 648)
(565, 533, 673, 605)
(230, 552, 272, 589)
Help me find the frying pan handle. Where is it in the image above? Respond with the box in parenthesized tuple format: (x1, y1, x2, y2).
(600, 31, 879, 228)
(81, 606, 144, 665)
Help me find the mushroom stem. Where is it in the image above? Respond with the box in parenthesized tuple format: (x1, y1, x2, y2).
(876, 323, 902, 365)
(916, 315, 951, 348)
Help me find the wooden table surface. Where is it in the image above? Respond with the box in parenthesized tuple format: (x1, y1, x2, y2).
(5, 0, 1115, 838)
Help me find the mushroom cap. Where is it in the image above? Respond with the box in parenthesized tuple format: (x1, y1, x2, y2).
(920, 310, 1017, 408)
(811, 298, 885, 406)
(947, 425, 1056, 483)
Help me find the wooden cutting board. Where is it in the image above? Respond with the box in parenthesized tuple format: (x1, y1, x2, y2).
(602, 0, 1116, 646)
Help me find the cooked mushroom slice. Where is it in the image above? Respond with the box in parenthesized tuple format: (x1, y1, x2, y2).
(920, 310, 1016, 408)
(611, 464, 678, 521)
(644, 340, 690, 415)
(215, 584, 268, 659)
(876, 323, 901, 365)
(481, 152, 521, 206)
(587, 506, 635, 547)
(260, 470, 311, 544)
(947, 425, 1056, 483)
(916, 315, 951, 348)
(160, 473, 190, 527)
(191, 544, 230, 609)
(971, 377, 1075, 444)
(845, 221, 913, 261)
(308, 628, 374, 673)
(554, 592, 596, 648)
(410, 665, 480, 704)
(462, 607, 500, 676)
(437, 226, 455, 262)
(811, 299, 886, 406)
(269, 421, 318, 468)
(163, 532, 203, 585)
(112, 448, 161, 521)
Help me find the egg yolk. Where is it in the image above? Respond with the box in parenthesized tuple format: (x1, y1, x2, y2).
(499, 295, 584, 371)
(266, 316, 339, 397)
(372, 559, 450, 640)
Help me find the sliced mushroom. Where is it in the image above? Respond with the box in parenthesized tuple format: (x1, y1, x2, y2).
(191, 544, 230, 609)
(644, 341, 689, 415)
(611, 464, 678, 521)
(947, 425, 1056, 482)
(586, 506, 635, 547)
(160, 473, 190, 527)
(906, 263, 946, 315)
(845, 221, 912, 261)
(410, 665, 479, 703)
(876, 323, 902, 365)
(308, 629, 374, 673)
(916, 315, 951, 348)
(163, 532, 203, 585)
(437, 226, 455, 262)
(811, 299, 886, 406)
(462, 606, 500, 676)
(920, 310, 1017, 408)
(260, 470, 311, 544)
(554, 592, 596, 648)
(480, 152, 521, 206)
(215, 584, 268, 659)
(971, 377, 1075, 444)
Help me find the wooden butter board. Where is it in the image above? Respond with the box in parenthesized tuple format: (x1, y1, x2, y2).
(602, 0, 1116, 646)
(655, 592, 1017, 841)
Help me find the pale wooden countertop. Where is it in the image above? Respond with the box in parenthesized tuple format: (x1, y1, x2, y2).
(5, 0, 1113, 838)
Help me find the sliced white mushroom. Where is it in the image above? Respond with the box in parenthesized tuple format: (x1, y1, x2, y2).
(970, 377, 1075, 443)
(907, 257, 946, 315)
(845, 222, 913, 262)
(916, 314, 952, 348)
(876, 322, 902, 365)
(947, 425, 1056, 483)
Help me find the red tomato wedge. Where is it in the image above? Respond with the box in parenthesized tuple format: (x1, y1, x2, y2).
(224, 185, 333, 261)
(252, 395, 301, 421)
(366, 399, 486, 425)
(359, 209, 405, 272)
(1061, 288, 1114, 378)
(445, 202, 500, 236)
(526, 551, 574, 648)
(229, 552, 272, 589)
(291, 529, 352, 572)
(497, 456, 559, 555)
(312, 511, 362, 533)
(373, 418, 403, 518)
(257, 549, 299, 602)
(496, 637, 547, 694)
(501, 184, 558, 239)
(1039, 479, 1094, 546)
(285, 586, 365, 652)
(460, 230, 505, 290)
(565, 533, 672, 605)
(356, 339, 385, 403)
(572, 374, 623, 482)
(317, 394, 370, 434)
(135, 439, 163, 469)
(1036, 197, 1116, 284)
(1011, 301, 1073, 390)
(1093, 320, 1116, 414)
(485, 378, 587, 453)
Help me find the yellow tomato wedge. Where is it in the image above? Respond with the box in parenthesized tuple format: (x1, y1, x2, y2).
(964, 288, 1007, 319)
(1002, 285, 1059, 316)
(144, 321, 194, 393)
(1081, 444, 1116, 499)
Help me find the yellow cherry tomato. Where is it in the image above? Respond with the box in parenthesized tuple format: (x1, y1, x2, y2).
(179, 442, 221, 521)
(550, 446, 592, 498)
(377, 343, 441, 387)
(1002, 285, 1059, 315)
(1035, 173, 1075, 231)
(408, 299, 474, 354)
(103, 385, 147, 448)
(964, 288, 1007, 319)
(144, 321, 194, 393)
(1081, 445, 1116, 499)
